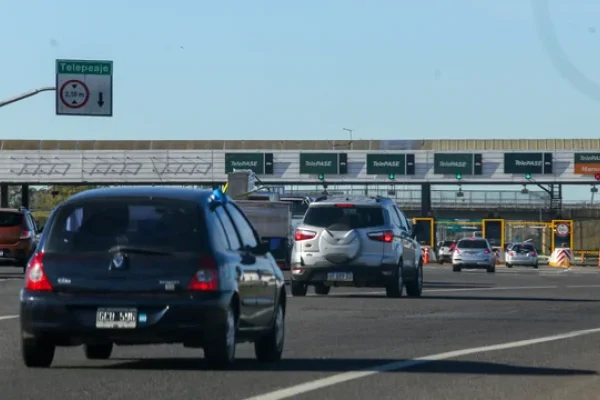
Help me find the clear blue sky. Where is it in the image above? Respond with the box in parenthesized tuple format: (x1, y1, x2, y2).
(1, 0, 600, 200)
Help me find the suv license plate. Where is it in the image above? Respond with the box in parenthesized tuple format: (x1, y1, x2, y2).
(327, 272, 353, 282)
(96, 308, 137, 329)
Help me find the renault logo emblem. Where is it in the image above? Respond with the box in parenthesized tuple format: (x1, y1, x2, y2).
(112, 252, 126, 269)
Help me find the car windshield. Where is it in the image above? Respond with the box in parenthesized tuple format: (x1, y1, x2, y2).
(457, 240, 488, 249)
(45, 198, 207, 254)
(0, 212, 22, 227)
(513, 244, 535, 254)
(303, 205, 385, 229)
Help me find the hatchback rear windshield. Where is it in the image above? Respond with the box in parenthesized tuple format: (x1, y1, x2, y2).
(45, 198, 207, 254)
(303, 205, 385, 229)
(0, 212, 23, 227)
(441, 241, 454, 247)
(457, 239, 488, 249)
(512, 244, 535, 253)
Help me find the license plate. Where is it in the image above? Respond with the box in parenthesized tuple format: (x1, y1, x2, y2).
(0, 250, 4, 256)
(96, 308, 137, 329)
(327, 272, 353, 282)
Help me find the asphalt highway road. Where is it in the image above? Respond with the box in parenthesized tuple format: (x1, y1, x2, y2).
(2, 264, 600, 400)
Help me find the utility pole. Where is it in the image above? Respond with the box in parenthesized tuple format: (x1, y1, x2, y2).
(342, 127, 353, 141)
(0, 87, 56, 108)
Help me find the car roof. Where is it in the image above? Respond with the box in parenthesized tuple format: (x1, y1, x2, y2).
(0, 208, 24, 213)
(457, 238, 487, 242)
(309, 196, 394, 207)
(63, 186, 214, 205)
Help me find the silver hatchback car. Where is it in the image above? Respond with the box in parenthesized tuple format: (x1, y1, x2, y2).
(505, 242, 538, 268)
(290, 197, 423, 298)
(452, 238, 496, 273)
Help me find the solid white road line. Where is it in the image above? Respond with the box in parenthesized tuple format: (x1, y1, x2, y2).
(294, 285, 560, 297)
(242, 326, 600, 400)
(0, 315, 18, 321)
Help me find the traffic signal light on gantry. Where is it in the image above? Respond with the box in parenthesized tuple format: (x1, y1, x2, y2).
(388, 173, 395, 180)
(525, 173, 532, 180)
(595, 173, 600, 181)
(318, 174, 325, 181)
(455, 173, 462, 181)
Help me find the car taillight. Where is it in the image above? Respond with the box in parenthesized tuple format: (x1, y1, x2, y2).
(368, 230, 394, 243)
(187, 255, 218, 291)
(20, 231, 33, 239)
(530, 251, 537, 256)
(454, 249, 460, 254)
(335, 204, 354, 208)
(509, 251, 515, 256)
(294, 229, 316, 241)
(484, 249, 490, 254)
(24, 252, 53, 291)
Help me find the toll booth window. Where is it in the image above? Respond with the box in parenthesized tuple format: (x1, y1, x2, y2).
(415, 220, 432, 247)
(484, 221, 502, 247)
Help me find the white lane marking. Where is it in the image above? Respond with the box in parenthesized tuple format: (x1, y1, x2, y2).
(566, 285, 600, 288)
(0, 315, 18, 321)
(286, 285, 561, 298)
(242, 326, 600, 400)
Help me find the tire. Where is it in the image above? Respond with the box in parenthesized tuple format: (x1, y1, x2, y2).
(487, 265, 496, 273)
(405, 263, 423, 298)
(438, 260, 443, 265)
(314, 284, 330, 296)
(254, 302, 285, 363)
(21, 336, 55, 368)
(291, 282, 307, 297)
(385, 263, 403, 298)
(452, 265, 462, 272)
(84, 343, 113, 360)
(204, 306, 237, 369)
(533, 263, 539, 269)
(506, 263, 512, 268)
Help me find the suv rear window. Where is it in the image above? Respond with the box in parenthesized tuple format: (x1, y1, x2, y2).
(512, 244, 535, 253)
(457, 239, 488, 249)
(303, 205, 385, 229)
(0, 212, 23, 227)
(45, 198, 207, 254)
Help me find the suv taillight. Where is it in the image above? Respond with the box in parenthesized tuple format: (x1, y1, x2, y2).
(367, 230, 394, 243)
(484, 249, 490, 254)
(24, 252, 53, 291)
(294, 229, 316, 241)
(509, 251, 515, 256)
(20, 231, 32, 240)
(530, 251, 537, 256)
(187, 255, 218, 291)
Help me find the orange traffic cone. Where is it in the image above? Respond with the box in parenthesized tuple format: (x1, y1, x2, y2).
(423, 247, 430, 264)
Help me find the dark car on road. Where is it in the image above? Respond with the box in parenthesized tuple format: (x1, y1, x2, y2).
(20, 186, 287, 369)
(0, 207, 40, 269)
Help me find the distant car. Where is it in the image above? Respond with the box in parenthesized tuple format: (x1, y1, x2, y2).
(451, 238, 496, 273)
(290, 196, 423, 298)
(505, 242, 538, 269)
(19, 186, 286, 369)
(437, 240, 455, 264)
(0, 207, 41, 270)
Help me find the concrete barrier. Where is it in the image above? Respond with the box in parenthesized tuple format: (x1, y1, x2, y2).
(548, 248, 574, 268)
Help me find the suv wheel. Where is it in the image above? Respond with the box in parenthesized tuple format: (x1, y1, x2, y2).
(84, 343, 113, 360)
(254, 302, 285, 362)
(385, 263, 404, 298)
(291, 282, 307, 297)
(21, 336, 55, 368)
(487, 264, 496, 273)
(204, 306, 237, 369)
(314, 284, 330, 296)
(405, 263, 423, 298)
(452, 265, 462, 272)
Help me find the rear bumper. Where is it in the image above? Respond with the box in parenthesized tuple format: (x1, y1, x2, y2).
(290, 263, 408, 287)
(506, 258, 538, 265)
(452, 259, 493, 268)
(0, 240, 34, 262)
(19, 290, 232, 346)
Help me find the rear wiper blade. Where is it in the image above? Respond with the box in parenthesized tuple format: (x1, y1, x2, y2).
(108, 245, 172, 256)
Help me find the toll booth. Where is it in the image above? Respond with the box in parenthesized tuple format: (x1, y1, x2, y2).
(551, 219, 573, 252)
(482, 219, 505, 249)
(413, 217, 435, 247)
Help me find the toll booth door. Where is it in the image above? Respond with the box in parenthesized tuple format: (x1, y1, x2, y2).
(413, 218, 434, 247)
(482, 219, 505, 249)
(551, 220, 573, 251)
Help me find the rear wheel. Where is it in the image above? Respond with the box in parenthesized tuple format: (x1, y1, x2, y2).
(291, 282, 307, 297)
(204, 306, 237, 369)
(487, 265, 496, 273)
(533, 263, 539, 269)
(452, 265, 461, 272)
(21, 336, 55, 368)
(385, 264, 403, 298)
(405, 263, 423, 298)
(506, 263, 512, 268)
(314, 284, 330, 295)
(84, 343, 113, 360)
(254, 302, 285, 362)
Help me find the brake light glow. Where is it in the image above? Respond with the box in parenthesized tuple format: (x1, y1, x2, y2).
(368, 230, 394, 243)
(20, 231, 32, 240)
(530, 251, 537, 256)
(484, 249, 490, 254)
(187, 255, 218, 291)
(24, 252, 53, 291)
(509, 251, 515, 256)
(334, 204, 354, 208)
(294, 229, 316, 241)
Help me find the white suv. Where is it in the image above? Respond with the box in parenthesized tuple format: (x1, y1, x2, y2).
(290, 197, 423, 298)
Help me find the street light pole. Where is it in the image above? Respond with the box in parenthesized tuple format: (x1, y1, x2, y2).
(342, 127, 353, 141)
(0, 87, 56, 108)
